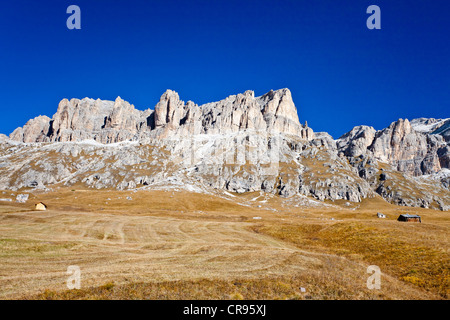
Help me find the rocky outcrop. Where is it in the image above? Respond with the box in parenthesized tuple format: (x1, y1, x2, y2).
(438, 146, 450, 169)
(338, 118, 449, 177)
(9, 98, 153, 144)
(47, 97, 152, 143)
(368, 119, 444, 175)
(9, 88, 314, 144)
(10, 115, 51, 143)
(149, 88, 314, 139)
(259, 89, 310, 136)
(335, 118, 450, 207)
(433, 120, 450, 142)
(154, 90, 185, 129)
(411, 117, 450, 142)
(336, 125, 376, 158)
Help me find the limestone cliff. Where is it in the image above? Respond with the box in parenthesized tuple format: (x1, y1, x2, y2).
(9, 88, 313, 144)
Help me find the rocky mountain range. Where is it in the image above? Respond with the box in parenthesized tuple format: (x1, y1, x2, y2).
(1, 88, 449, 210)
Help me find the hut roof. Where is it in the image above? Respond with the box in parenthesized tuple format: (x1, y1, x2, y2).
(399, 214, 421, 218)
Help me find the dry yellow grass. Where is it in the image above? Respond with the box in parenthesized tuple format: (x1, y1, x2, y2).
(0, 188, 448, 300)
(253, 221, 449, 298)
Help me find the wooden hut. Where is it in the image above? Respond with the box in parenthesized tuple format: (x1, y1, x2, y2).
(397, 214, 421, 223)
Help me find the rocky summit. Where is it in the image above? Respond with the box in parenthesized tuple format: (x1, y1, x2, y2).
(1, 88, 449, 210)
(9, 88, 313, 143)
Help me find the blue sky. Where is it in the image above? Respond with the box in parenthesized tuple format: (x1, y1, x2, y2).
(0, 0, 449, 138)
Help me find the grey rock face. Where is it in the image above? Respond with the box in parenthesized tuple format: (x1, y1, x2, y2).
(369, 119, 444, 176)
(337, 118, 450, 206)
(147, 88, 314, 141)
(9, 97, 155, 144)
(339, 118, 449, 177)
(10, 115, 51, 143)
(437, 146, 450, 169)
(411, 117, 450, 142)
(433, 120, 450, 142)
(48, 97, 152, 143)
(154, 90, 184, 129)
(336, 125, 376, 158)
(9, 88, 314, 144)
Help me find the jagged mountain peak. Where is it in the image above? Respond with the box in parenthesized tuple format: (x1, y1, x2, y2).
(7, 88, 312, 144)
(410, 117, 450, 142)
(334, 117, 449, 178)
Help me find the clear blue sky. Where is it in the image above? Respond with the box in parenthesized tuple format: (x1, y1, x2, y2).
(0, 0, 449, 138)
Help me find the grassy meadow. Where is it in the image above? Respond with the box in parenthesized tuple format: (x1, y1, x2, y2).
(0, 188, 448, 300)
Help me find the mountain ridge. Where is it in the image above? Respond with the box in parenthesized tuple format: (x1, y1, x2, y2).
(1, 88, 449, 210)
(8, 88, 313, 144)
